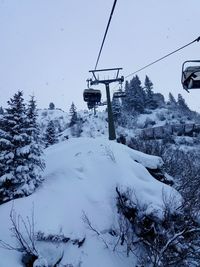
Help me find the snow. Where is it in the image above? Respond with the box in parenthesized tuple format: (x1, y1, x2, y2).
(33, 257, 48, 267)
(136, 109, 167, 128)
(0, 138, 11, 146)
(0, 137, 181, 266)
(0, 173, 14, 183)
(36, 106, 200, 148)
(37, 108, 70, 134)
(16, 165, 29, 173)
(16, 145, 31, 156)
(4, 152, 14, 160)
(13, 134, 24, 141)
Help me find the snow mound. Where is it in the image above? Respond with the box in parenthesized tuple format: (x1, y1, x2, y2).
(0, 137, 181, 267)
(37, 108, 70, 134)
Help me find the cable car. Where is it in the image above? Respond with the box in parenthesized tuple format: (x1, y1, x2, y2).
(113, 91, 126, 98)
(83, 89, 101, 103)
(182, 60, 200, 91)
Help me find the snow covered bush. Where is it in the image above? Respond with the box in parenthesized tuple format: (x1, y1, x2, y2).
(0, 208, 69, 267)
(128, 136, 200, 213)
(144, 117, 156, 128)
(115, 187, 200, 267)
(44, 120, 58, 147)
(0, 92, 45, 203)
(156, 111, 166, 121)
(0, 208, 39, 266)
(128, 137, 169, 158)
(117, 134, 126, 145)
(70, 119, 83, 137)
(41, 111, 47, 117)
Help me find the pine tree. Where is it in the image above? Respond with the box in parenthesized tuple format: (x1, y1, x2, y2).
(177, 93, 190, 111)
(144, 75, 157, 109)
(44, 120, 57, 147)
(0, 91, 44, 203)
(26, 96, 45, 184)
(168, 92, 177, 107)
(0, 106, 4, 114)
(129, 75, 146, 113)
(122, 76, 146, 113)
(112, 96, 121, 122)
(69, 102, 78, 127)
(0, 118, 12, 184)
(121, 81, 130, 112)
(49, 102, 55, 110)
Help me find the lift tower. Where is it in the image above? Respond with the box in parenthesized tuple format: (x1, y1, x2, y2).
(88, 68, 124, 140)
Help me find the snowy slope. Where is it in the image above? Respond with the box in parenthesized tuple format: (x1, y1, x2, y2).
(0, 137, 181, 267)
(37, 107, 200, 143)
(37, 108, 70, 134)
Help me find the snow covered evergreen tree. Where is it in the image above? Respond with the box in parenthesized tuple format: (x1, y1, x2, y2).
(168, 92, 177, 107)
(144, 75, 157, 109)
(69, 102, 78, 127)
(44, 120, 57, 147)
(0, 118, 11, 189)
(122, 81, 130, 112)
(49, 102, 55, 110)
(0, 106, 4, 114)
(0, 91, 44, 203)
(177, 93, 190, 111)
(129, 75, 146, 113)
(123, 76, 145, 113)
(26, 95, 45, 183)
(112, 96, 121, 123)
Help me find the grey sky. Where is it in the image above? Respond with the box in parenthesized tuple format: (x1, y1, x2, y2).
(0, 0, 200, 111)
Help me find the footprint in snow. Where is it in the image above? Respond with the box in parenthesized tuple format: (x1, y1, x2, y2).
(74, 152, 82, 157)
(75, 167, 85, 180)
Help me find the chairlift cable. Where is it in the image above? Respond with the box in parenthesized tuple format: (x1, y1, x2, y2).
(94, 0, 118, 70)
(125, 36, 200, 79)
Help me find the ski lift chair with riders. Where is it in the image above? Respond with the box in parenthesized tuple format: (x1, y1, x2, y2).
(83, 88, 102, 103)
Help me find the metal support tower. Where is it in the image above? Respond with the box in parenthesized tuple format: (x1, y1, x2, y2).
(88, 68, 124, 140)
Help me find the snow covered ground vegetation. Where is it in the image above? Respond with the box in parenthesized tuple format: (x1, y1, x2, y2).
(1, 82, 200, 267)
(0, 91, 45, 204)
(0, 137, 191, 267)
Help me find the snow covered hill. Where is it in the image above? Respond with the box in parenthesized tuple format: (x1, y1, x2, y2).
(0, 137, 181, 267)
(37, 106, 200, 141)
(37, 108, 70, 134)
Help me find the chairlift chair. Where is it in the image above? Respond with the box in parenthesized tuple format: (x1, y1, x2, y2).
(182, 60, 200, 91)
(83, 88, 101, 103)
(113, 91, 126, 98)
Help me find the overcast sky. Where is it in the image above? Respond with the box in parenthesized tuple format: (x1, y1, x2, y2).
(0, 0, 200, 111)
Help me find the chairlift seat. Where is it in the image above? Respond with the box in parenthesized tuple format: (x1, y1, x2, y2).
(182, 62, 200, 90)
(113, 91, 126, 98)
(83, 89, 101, 103)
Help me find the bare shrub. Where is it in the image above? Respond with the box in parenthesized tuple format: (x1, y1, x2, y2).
(82, 212, 109, 249)
(115, 187, 200, 267)
(0, 207, 38, 266)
